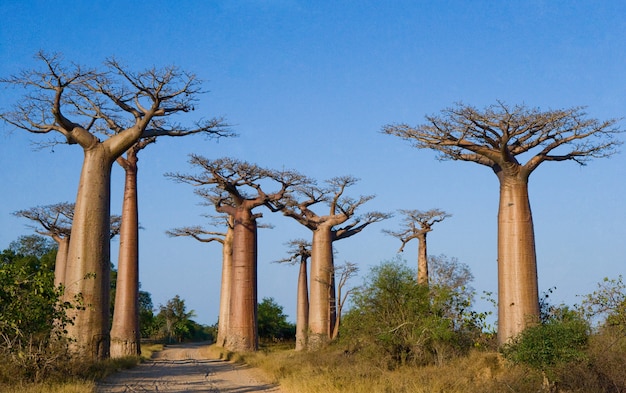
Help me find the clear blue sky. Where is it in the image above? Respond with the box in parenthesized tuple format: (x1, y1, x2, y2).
(1, 1, 625, 325)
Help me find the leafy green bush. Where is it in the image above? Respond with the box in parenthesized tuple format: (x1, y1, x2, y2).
(258, 297, 295, 342)
(501, 306, 589, 383)
(340, 257, 481, 367)
(0, 236, 77, 383)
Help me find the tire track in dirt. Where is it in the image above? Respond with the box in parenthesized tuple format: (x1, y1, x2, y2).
(97, 343, 284, 392)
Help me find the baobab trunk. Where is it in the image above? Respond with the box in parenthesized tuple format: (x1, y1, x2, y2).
(110, 155, 140, 358)
(226, 209, 258, 352)
(64, 146, 113, 360)
(295, 259, 309, 351)
(308, 226, 334, 349)
(216, 220, 234, 347)
(497, 174, 540, 345)
(54, 236, 70, 288)
(417, 234, 428, 286)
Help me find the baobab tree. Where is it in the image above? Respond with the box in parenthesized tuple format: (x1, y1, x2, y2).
(166, 215, 234, 348)
(111, 126, 231, 358)
(383, 209, 451, 286)
(13, 203, 73, 288)
(0, 52, 227, 359)
(279, 176, 390, 349)
(13, 203, 121, 288)
(383, 102, 622, 344)
(167, 155, 307, 351)
(276, 239, 311, 351)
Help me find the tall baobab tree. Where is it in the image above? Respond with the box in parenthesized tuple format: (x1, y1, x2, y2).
(111, 126, 231, 358)
(13, 203, 121, 288)
(276, 239, 311, 351)
(383, 102, 622, 344)
(279, 176, 390, 349)
(383, 209, 451, 286)
(166, 215, 234, 347)
(0, 52, 227, 359)
(167, 155, 306, 352)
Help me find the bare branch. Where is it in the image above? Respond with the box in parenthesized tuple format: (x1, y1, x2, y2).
(382, 102, 623, 177)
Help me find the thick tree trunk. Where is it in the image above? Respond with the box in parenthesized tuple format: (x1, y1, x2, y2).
(308, 226, 334, 349)
(110, 156, 141, 358)
(54, 236, 70, 288)
(216, 221, 234, 347)
(225, 209, 258, 352)
(295, 259, 309, 351)
(64, 146, 113, 360)
(497, 175, 540, 345)
(417, 233, 428, 286)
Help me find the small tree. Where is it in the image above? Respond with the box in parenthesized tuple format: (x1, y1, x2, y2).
(383, 209, 450, 285)
(501, 306, 589, 389)
(156, 295, 196, 343)
(276, 239, 311, 351)
(341, 257, 477, 367)
(257, 297, 295, 343)
(0, 237, 75, 382)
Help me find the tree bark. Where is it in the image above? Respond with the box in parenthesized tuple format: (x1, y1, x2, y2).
(216, 219, 234, 347)
(110, 153, 141, 358)
(225, 208, 258, 352)
(497, 174, 540, 345)
(64, 145, 113, 360)
(417, 233, 428, 286)
(295, 259, 309, 351)
(308, 226, 334, 349)
(54, 236, 70, 288)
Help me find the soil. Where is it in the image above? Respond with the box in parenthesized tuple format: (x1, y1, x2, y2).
(96, 343, 285, 393)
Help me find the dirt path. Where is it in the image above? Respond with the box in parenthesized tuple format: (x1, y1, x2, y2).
(97, 343, 285, 393)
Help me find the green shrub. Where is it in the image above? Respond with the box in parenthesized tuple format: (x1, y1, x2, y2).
(340, 257, 481, 367)
(501, 306, 589, 383)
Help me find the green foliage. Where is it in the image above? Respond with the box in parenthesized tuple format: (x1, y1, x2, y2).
(340, 256, 480, 367)
(138, 290, 158, 338)
(155, 295, 197, 343)
(501, 305, 589, 382)
(0, 237, 72, 343)
(257, 297, 295, 342)
(580, 275, 626, 332)
(0, 236, 76, 384)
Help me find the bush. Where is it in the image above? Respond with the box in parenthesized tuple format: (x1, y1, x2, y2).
(258, 297, 295, 342)
(501, 306, 589, 385)
(340, 257, 481, 367)
(0, 237, 77, 384)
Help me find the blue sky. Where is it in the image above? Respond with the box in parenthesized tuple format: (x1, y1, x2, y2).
(1, 1, 625, 325)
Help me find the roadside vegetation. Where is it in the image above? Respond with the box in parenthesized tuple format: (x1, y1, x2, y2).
(2, 236, 625, 392)
(208, 258, 626, 393)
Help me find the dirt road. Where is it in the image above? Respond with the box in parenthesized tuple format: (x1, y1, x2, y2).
(97, 343, 285, 393)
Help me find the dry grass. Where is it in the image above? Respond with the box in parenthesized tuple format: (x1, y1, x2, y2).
(140, 342, 164, 360)
(212, 345, 546, 393)
(0, 381, 95, 393)
(0, 343, 161, 393)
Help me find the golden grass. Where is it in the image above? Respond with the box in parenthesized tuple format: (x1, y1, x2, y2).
(0, 344, 162, 393)
(140, 342, 164, 360)
(216, 345, 545, 393)
(0, 381, 95, 393)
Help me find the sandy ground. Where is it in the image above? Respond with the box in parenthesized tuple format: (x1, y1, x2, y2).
(96, 343, 285, 393)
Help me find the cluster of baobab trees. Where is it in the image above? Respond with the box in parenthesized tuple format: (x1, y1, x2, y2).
(1, 54, 622, 359)
(166, 161, 389, 351)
